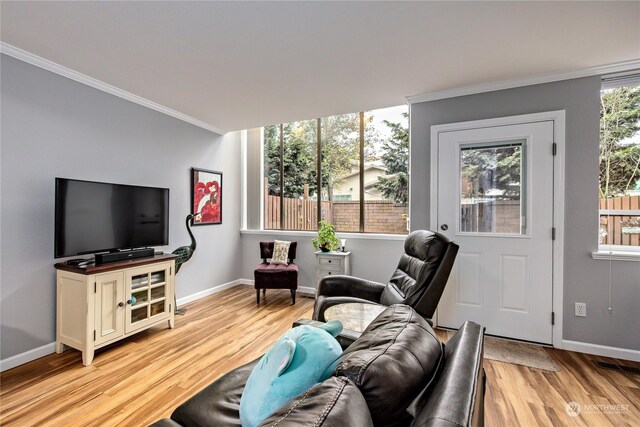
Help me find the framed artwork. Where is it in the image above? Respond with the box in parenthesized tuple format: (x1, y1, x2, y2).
(191, 167, 222, 225)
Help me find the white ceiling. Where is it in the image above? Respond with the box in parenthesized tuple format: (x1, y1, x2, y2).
(1, 1, 639, 133)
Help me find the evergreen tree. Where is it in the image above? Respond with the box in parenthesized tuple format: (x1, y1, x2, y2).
(460, 145, 522, 200)
(600, 85, 640, 197)
(375, 114, 409, 204)
(264, 122, 317, 198)
(264, 124, 282, 196)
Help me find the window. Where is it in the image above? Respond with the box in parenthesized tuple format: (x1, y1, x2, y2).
(459, 141, 525, 235)
(321, 113, 360, 232)
(599, 77, 640, 251)
(263, 106, 409, 234)
(362, 107, 409, 233)
(264, 121, 318, 230)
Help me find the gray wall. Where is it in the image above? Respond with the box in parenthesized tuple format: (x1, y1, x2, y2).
(245, 128, 262, 230)
(241, 233, 404, 291)
(410, 76, 640, 350)
(0, 55, 242, 360)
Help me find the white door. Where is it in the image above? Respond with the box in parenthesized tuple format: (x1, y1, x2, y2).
(436, 120, 554, 344)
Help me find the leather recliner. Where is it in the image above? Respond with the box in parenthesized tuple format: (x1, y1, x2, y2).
(312, 230, 458, 324)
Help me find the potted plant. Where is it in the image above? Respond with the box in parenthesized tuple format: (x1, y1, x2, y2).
(312, 220, 340, 252)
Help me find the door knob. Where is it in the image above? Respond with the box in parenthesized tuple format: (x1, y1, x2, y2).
(440, 224, 448, 231)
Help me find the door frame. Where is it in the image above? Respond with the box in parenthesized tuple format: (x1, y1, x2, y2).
(429, 110, 565, 349)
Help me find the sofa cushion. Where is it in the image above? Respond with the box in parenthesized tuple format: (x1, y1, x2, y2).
(330, 304, 443, 426)
(254, 263, 299, 273)
(258, 376, 373, 427)
(170, 358, 259, 427)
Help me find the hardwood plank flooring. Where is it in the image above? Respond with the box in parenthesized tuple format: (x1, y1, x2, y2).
(1, 285, 639, 426)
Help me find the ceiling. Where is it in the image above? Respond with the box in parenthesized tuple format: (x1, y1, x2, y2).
(1, 1, 639, 133)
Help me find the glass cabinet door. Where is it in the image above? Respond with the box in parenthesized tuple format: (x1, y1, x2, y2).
(125, 265, 171, 333)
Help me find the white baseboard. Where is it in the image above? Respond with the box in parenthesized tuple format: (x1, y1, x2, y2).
(1, 279, 316, 371)
(562, 339, 640, 362)
(239, 279, 316, 296)
(0, 342, 57, 372)
(176, 278, 247, 306)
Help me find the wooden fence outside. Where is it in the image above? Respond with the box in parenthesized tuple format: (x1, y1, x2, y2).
(265, 193, 639, 245)
(264, 195, 409, 234)
(264, 195, 330, 230)
(460, 200, 520, 234)
(599, 195, 640, 246)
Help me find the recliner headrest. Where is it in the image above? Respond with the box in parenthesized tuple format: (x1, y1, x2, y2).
(404, 230, 446, 261)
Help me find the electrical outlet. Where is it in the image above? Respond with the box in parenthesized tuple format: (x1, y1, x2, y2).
(575, 302, 587, 317)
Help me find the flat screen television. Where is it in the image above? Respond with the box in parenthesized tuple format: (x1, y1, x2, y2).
(55, 178, 169, 258)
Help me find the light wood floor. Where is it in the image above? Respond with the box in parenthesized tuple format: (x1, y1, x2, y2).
(1, 285, 639, 426)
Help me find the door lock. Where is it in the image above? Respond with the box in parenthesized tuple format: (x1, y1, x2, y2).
(440, 224, 448, 231)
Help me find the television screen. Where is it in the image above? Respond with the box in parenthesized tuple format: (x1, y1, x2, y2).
(55, 178, 169, 258)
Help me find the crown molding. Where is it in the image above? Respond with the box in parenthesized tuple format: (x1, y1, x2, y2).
(406, 58, 640, 105)
(0, 42, 226, 135)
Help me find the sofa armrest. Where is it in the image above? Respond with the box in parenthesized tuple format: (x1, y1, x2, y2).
(293, 318, 361, 350)
(317, 275, 386, 301)
(410, 321, 485, 427)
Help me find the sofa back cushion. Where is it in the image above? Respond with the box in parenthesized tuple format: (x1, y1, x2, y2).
(258, 377, 373, 427)
(330, 304, 443, 426)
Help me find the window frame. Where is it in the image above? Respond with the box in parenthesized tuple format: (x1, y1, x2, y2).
(596, 74, 640, 257)
(262, 109, 409, 235)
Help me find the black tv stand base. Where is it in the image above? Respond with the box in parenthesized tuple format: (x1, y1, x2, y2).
(95, 248, 155, 265)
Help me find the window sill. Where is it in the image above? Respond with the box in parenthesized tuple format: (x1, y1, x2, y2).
(591, 250, 640, 262)
(240, 229, 407, 241)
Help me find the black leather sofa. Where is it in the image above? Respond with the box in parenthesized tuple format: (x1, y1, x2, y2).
(151, 305, 485, 427)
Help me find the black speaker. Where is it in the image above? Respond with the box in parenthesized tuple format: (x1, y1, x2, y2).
(95, 248, 155, 265)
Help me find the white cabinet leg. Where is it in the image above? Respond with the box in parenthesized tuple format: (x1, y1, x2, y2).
(82, 348, 95, 366)
(56, 341, 65, 354)
(168, 315, 175, 329)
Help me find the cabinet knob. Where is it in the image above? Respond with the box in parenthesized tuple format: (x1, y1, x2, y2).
(118, 302, 124, 308)
(127, 299, 133, 305)
(328, 260, 332, 263)
(328, 272, 332, 275)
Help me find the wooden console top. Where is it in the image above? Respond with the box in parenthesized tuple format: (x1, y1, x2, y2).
(54, 254, 178, 275)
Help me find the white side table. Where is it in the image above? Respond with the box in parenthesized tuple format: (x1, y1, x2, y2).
(315, 251, 351, 286)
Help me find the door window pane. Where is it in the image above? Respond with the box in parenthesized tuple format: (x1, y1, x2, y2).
(460, 141, 526, 234)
